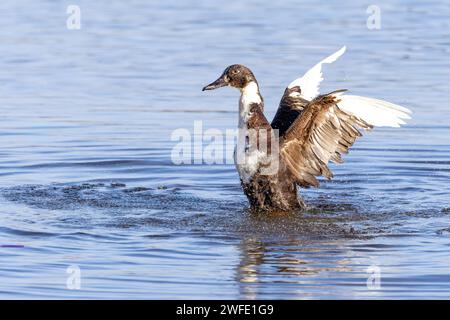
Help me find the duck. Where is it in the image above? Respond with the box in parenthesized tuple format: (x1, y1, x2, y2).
(202, 46, 412, 212)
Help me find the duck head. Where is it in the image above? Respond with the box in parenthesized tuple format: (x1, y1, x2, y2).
(202, 64, 257, 92)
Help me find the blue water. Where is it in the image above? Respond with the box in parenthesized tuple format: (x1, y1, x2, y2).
(0, 0, 450, 299)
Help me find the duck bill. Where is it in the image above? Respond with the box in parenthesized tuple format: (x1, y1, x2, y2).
(202, 76, 228, 91)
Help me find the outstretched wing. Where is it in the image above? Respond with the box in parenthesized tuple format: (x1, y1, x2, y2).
(271, 46, 346, 137)
(280, 90, 412, 188)
(288, 46, 346, 100)
(271, 87, 310, 137)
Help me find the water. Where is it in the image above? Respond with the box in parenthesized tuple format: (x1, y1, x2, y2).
(0, 0, 449, 299)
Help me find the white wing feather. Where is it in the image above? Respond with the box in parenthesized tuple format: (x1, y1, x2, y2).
(288, 46, 346, 100)
(336, 94, 412, 128)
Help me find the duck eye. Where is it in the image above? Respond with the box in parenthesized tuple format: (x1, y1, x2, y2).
(232, 69, 240, 75)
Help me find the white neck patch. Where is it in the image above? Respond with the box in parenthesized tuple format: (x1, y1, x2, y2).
(239, 82, 261, 126)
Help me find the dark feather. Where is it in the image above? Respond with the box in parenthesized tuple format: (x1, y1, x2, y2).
(271, 86, 310, 137)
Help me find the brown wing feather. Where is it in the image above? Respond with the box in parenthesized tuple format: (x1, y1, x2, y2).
(280, 90, 373, 188)
(271, 86, 310, 137)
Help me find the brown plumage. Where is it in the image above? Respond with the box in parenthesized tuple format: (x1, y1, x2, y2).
(280, 90, 373, 188)
(271, 86, 309, 137)
(203, 61, 409, 212)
